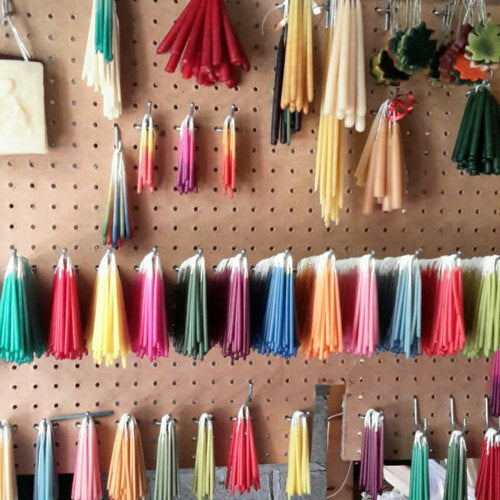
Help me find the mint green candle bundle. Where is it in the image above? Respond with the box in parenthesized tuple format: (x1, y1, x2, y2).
(154, 415, 179, 500)
(409, 430, 429, 500)
(443, 430, 467, 500)
(0, 250, 44, 364)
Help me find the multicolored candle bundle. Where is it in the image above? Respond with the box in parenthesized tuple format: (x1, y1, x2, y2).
(103, 126, 133, 248)
(337, 254, 379, 356)
(0, 421, 17, 500)
(359, 409, 384, 499)
(408, 430, 429, 500)
(225, 405, 260, 495)
(173, 250, 209, 360)
(193, 414, 214, 500)
(154, 415, 179, 500)
(221, 106, 236, 198)
(34, 419, 58, 500)
(286, 411, 310, 498)
(108, 414, 147, 500)
(71, 415, 102, 500)
(129, 248, 169, 362)
(420, 255, 465, 357)
(476, 427, 500, 500)
(376, 255, 421, 358)
(443, 430, 467, 500)
(82, 0, 121, 119)
(0, 249, 44, 365)
(251, 251, 297, 358)
(157, 0, 250, 88)
(86, 250, 131, 367)
(47, 249, 85, 360)
(489, 351, 500, 417)
(137, 102, 156, 194)
(295, 251, 343, 359)
(177, 104, 197, 194)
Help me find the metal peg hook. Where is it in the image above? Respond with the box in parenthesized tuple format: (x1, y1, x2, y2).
(243, 380, 253, 408)
(285, 411, 311, 422)
(413, 395, 427, 433)
(152, 246, 158, 257)
(449, 395, 456, 430)
(147, 101, 152, 118)
(375, 0, 391, 31)
(484, 395, 491, 430)
(114, 124, 121, 150)
(2, 0, 10, 19)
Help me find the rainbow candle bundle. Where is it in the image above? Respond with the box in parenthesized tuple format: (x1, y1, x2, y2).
(154, 415, 179, 500)
(193, 414, 214, 500)
(0, 249, 45, 365)
(47, 249, 85, 360)
(286, 411, 310, 498)
(34, 419, 58, 500)
(221, 107, 236, 198)
(177, 104, 197, 194)
(129, 248, 169, 362)
(0, 421, 17, 500)
(137, 103, 156, 194)
(86, 250, 131, 367)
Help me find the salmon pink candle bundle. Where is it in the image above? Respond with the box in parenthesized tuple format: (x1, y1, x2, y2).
(157, 0, 250, 88)
(420, 255, 465, 357)
(193, 414, 214, 500)
(295, 251, 343, 359)
(34, 419, 58, 500)
(0, 421, 17, 500)
(86, 250, 131, 367)
(221, 106, 236, 198)
(71, 415, 102, 500)
(47, 249, 86, 360)
(107, 414, 147, 500)
(225, 404, 260, 495)
(286, 411, 310, 498)
(129, 248, 169, 362)
(337, 254, 379, 356)
(359, 410, 384, 499)
(489, 351, 500, 417)
(137, 102, 156, 194)
(476, 427, 500, 500)
(177, 104, 197, 194)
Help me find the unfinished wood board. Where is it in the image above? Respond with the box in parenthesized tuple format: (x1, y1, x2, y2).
(0, 0, 498, 474)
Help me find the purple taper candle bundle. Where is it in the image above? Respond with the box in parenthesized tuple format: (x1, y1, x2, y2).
(359, 409, 384, 498)
(489, 351, 500, 417)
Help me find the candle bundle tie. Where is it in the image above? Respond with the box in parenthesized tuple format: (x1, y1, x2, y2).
(337, 254, 379, 356)
(71, 415, 102, 500)
(408, 430, 429, 500)
(221, 106, 236, 198)
(0, 249, 44, 365)
(355, 94, 415, 214)
(286, 411, 310, 498)
(0, 421, 17, 500)
(154, 415, 179, 500)
(107, 414, 147, 500)
(420, 255, 465, 356)
(476, 427, 500, 500)
(210, 251, 250, 360)
(86, 250, 131, 367)
(34, 419, 58, 500)
(157, 0, 250, 88)
(463, 257, 500, 358)
(82, 0, 121, 119)
(177, 105, 197, 194)
(193, 414, 214, 500)
(129, 248, 169, 362)
(295, 251, 343, 359)
(376, 255, 421, 358)
(137, 103, 156, 194)
(359, 409, 384, 499)
(174, 250, 209, 360)
(47, 249, 85, 360)
(489, 351, 500, 417)
(103, 127, 133, 248)
(251, 250, 297, 358)
(443, 430, 467, 500)
(225, 404, 260, 495)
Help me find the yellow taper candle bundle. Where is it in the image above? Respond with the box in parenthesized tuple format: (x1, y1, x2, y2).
(286, 411, 310, 498)
(193, 413, 214, 500)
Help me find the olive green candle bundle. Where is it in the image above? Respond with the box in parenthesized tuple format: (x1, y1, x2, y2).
(193, 414, 214, 500)
(154, 415, 179, 500)
(409, 430, 429, 500)
(443, 430, 467, 500)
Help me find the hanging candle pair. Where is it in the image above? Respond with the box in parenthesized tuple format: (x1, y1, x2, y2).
(154, 415, 179, 500)
(286, 411, 310, 498)
(108, 414, 147, 500)
(0, 421, 17, 500)
(251, 250, 297, 358)
(408, 430, 429, 500)
(47, 249, 85, 360)
(376, 254, 422, 358)
(71, 415, 102, 500)
(193, 414, 214, 500)
(137, 102, 156, 194)
(221, 105, 236, 197)
(0, 249, 44, 365)
(359, 409, 384, 499)
(157, 0, 250, 88)
(34, 419, 58, 500)
(337, 254, 379, 356)
(82, 0, 122, 119)
(443, 430, 468, 500)
(129, 248, 169, 362)
(86, 250, 131, 367)
(295, 251, 343, 359)
(476, 427, 500, 500)
(489, 351, 500, 417)
(177, 103, 197, 194)
(174, 250, 209, 360)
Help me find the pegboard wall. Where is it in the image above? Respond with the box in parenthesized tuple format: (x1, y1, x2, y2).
(0, 0, 499, 476)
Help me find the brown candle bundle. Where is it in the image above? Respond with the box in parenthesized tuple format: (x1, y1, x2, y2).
(355, 94, 415, 214)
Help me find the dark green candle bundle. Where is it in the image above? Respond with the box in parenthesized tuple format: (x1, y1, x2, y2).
(452, 85, 500, 175)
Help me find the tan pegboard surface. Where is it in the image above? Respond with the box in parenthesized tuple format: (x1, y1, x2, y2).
(0, 0, 498, 473)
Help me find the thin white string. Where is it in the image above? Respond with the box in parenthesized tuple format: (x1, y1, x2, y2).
(2, 0, 30, 61)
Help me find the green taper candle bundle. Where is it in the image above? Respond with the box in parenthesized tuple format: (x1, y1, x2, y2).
(154, 415, 179, 500)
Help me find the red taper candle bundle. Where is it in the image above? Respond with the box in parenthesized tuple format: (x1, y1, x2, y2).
(47, 249, 86, 360)
(157, 0, 250, 88)
(476, 427, 500, 500)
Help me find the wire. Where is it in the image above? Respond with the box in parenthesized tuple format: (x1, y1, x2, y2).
(326, 460, 353, 498)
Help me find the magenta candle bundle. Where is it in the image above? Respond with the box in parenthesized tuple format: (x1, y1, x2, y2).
(177, 104, 197, 194)
(490, 351, 500, 417)
(129, 248, 169, 361)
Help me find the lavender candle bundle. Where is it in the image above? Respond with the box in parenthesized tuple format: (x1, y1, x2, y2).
(359, 409, 384, 498)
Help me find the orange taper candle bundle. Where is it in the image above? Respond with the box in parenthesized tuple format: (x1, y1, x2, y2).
(221, 105, 236, 198)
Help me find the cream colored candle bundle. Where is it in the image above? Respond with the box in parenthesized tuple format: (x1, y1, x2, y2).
(0, 421, 17, 500)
